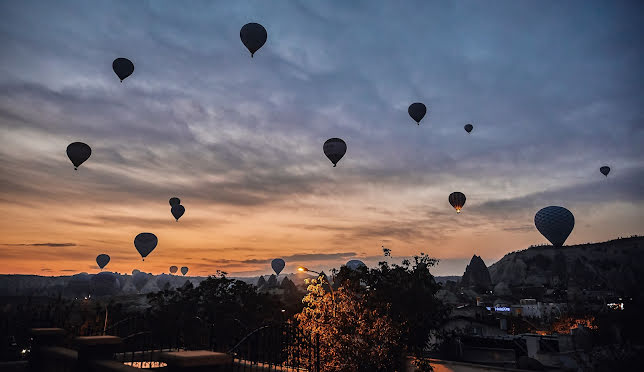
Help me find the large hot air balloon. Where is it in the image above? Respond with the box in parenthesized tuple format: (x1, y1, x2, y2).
(90, 272, 120, 297)
(323, 138, 347, 167)
(169, 197, 181, 207)
(534, 206, 574, 247)
(180, 266, 188, 276)
(132, 271, 149, 292)
(464, 123, 473, 133)
(346, 260, 366, 270)
(66, 142, 91, 170)
(96, 254, 110, 270)
(448, 192, 466, 213)
(171, 205, 185, 221)
(169, 266, 178, 274)
(134, 233, 158, 261)
(408, 103, 427, 125)
(600, 166, 610, 177)
(112, 58, 134, 82)
(240, 23, 267, 58)
(271, 259, 285, 275)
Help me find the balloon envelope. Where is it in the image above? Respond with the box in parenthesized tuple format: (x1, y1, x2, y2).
(534, 206, 575, 247)
(169, 197, 181, 207)
(448, 192, 467, 213)
(240, 23, 267, 57)
(96, 254, 110, 270)
(90, 272, 120, 297)
(346, 260, 366, 270)
(134, 233, 158, 261)
(180, 266, 188, 276)
(408, 103, 427, 124)
(323, 138, 347, 167)
(271, 259, 285, 275)
(112, 58, 134, 82)
(600, 166, 610, 177)
(169, 266, 178, 274)
(171, 205, 185, 221)
(66, 142, 91, 170)
(464, 124, 473, 133)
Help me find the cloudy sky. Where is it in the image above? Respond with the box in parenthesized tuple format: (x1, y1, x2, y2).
(1, 0, 642, 277)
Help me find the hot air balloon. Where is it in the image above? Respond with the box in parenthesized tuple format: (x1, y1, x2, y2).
(180, 266, 188, 276)
(132, 269, 140, 276)
(271, 259, 285, 275)
(171, 205, 185, 221)
(96, 254, 110, 270)
(66, 142, 91, 170)
(169, 197, 181, 207)
(346, 260, 366, 270)
(112, 58, 134, 82)
(132, 271, 149, 292)
(534, 206, 574, 247)
(464, 123, 473, 133)
(90, 272, 120, 297)
(408, 103, 427, 125)
(323, 138, 347, 167)
(169, 266, 178, 274)
(448, 192, 466, 213)
(240, 23, 267, 58)
(134, 233, 158, 261)
(600, 166, 610, 177)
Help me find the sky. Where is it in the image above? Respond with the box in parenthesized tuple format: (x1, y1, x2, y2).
(0, 0, 642, 277)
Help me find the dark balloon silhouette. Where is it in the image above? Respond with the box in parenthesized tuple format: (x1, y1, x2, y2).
(240, 23, 267, 58)
(600, 166, 610, 177)
(66, 142, 91, 170)
(171, 205, 185, 221)
(464, 123, 473, 133)
(112, 58, 134, 82)
(346, 260, 366, 270)
(169, 197, 181, 207)
(180, 266, 188, 276)
(408, 103, 427, 125)
(534, 206, 575, 247)
(134, 233, 157, 261)
(448, 192, 466, 213)
(96, 254, 110, 270)
(271, 258, 285, 275)
(323, 138, 347, 167)
(169, 266, 178, 274)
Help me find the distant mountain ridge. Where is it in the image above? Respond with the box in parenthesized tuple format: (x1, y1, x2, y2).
(488, 236, 644, 293)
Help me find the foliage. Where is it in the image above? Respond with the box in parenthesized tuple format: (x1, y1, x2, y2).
(294, 278, 404, 372)
(334, 252, 448, 356)
(147, 271, 282, 349)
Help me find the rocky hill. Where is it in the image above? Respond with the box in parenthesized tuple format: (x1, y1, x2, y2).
(488, 236, 644, 294)
(461, 255, 492, 291)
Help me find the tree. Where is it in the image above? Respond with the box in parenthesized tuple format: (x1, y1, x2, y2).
(294, 278, 404, 372)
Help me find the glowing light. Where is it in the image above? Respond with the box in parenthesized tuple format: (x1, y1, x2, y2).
(298, 267, 308, 272)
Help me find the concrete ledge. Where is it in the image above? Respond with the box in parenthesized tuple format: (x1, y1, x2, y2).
(75, 336, 122, 346)
(160, 350, 232, 367)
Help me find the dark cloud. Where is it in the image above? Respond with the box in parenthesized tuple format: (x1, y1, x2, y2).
(4, 242, 76, 247)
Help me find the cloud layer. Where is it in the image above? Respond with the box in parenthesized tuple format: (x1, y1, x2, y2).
(0, 0, 642, 276)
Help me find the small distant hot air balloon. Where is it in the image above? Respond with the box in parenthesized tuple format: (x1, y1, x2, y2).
(169, 197, 181, 207)
(323, 138, 347, 167)
(408, 103, 427, 125)
(66, 142, 92, 170)
(271, 259, 285, 275)
(112, 58, 134, 82)
(180, 266, 188, 276)
(534, 206, 574, 247)
(134, 233, 158, 261)
(240, 23, 267, 58)
(464, 123, 473, 133)
(448, 192, 466, 213)
(96, 254, 110, 270)
(600, 166, 610, 177)
(346, 260, 366, 270)
(169, 266, 178, 274)
(171, 205, 185, 221)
